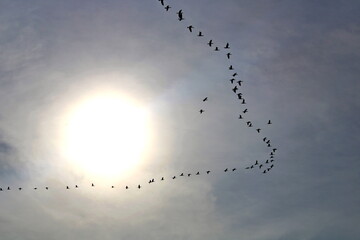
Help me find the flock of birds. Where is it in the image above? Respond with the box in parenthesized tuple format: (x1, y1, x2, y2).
(0, 1, 279, 194)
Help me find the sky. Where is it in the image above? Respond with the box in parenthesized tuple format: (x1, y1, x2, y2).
(0, 0, 360, 239)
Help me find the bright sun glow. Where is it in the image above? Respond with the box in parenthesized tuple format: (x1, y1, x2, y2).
(63, 93, 150, 180)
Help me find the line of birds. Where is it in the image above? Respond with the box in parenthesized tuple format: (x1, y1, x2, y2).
(156, 0, 279, 173)
(1, 165, 270, 192)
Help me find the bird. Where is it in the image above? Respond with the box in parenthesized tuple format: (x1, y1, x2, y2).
(0, 188, 2, 191)
(45, 187, 48, 190)
(159, 0, 164, 6)
(248, 123, 253, 127)
(270, 159, 274, 162)
(34, 187, 37, 190)
(91, 183, 95, 187)
(255, 160, 259, 165)
(238, 114, 243, 119)
(229, 65, 233, 70)
(268, 120, 272, 124)
(214, 47, 219, 51)
(226, 52, 232, 59)
(237, 80, 243, 86)
(111, 186, 115, 188)
(196, 171, 200, 175)
(224, 43, 230, 49)
(224, 168, 228, 172)
(199, 109, 204, 114)
(198, 31, 203, 37)
(165, 5, 171, 11)
(270, 156, 274, 159)
(126, 186, 129, 189)
(187, 25, 193, 32)
(232, 72, 238, 77)
(232, 168, 236, 171)
(7, 187, 10, 190)
(263, 137, 267, 142)
(203, 97, 208, 102)
(263, 170, 266, 174)
(259, 164, 263, 169)
(266, 160, 269, 164)
(19, 188, 22, 191)
(161, 177, 164, 181)
(273, 148, 277, 152)
(241, 99, 246, 104)
(66, 186, 69, 189)
(206, 171, 211, 174)
(250, 165, 254, 169)
(267, 168, 271, 171)
(151, 179, 155, 183)
(270, 152, 274, 156)
(245, 167, 250, 169)
(75, 185, 78, 188)
(243, 109, 248, 113)
(178, 15, 184, 21)
(180, 173, 184, 176)
(232, 86, 238, 93)
(148, 180, 152, 184)
(266, 140, 271, 144)
(237, 93, 242, 99)
(267, 143, 271, 147)
(256, 128, 261, 133)
(138, 184, 141, 189)
(246, 121, 251, 126)
(188, 173, 191, 177)
(173, 176, 176, 179)
(230, 78, 235, 84)
(270, 164, 274, 168)
(207, 40, 213, 47)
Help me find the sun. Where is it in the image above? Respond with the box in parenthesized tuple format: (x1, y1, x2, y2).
(62, 93, 150, 180)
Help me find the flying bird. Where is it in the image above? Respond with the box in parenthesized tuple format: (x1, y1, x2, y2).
(159, 0, 164, 6)
(245, 167, 250, 169)
(232, 72, 238, 77)
(273, 148, 277, 152)
(241, 99, 246, 104)
(188, 173, 191, 177)
(229, 65, 233, 70)
(199, 109, 204, 114)
(268, 120, 272, 124)
(226, 52, 232, 59)
(203, 97, 208, 102)
(198, 31, 203, 37)
(250, 165, 254, 169)
(232, 168, 236, 171)
(138, 184, 141, 189)
(263, 170, 266, 174)
(75, 185, 78, 188)
(7, 187, 10, 190)
(263, 137, 267, 142)
(243, 109, 248, 113)
(180, 173, 184, 176)
(266, 160, 269, 164)
(246, 121, 251, 126)
(224, 168, 228, 172)
(91, 183, 95, 187)
(34, 187, 37, 190)
(230, 78, 235, 84)
(238, 114, 243, 119)
(19, 188, 22, 191)
(237, 80, 243, 86)
(187, 25, 193, 32)
(224, 43, 230, 49)
(126, 186, 129, 189)
(45, 187, 48, 190)
(66, 186, 69, 189)
(214, 47, 219, 51)
(255, 160, 259, 165)
(259, 164, 263, 169)
(232, 86, 238, 93)
(256, 128, 261, 133)
(237, 93, 242, 99)
(161, 177, 164, 181)
(111, 186, 115, 188)
(207, 40, 213, 47)
(173, 176, 176, 179)
(196, 171, 200, 175)
(206, 171, 211, 174)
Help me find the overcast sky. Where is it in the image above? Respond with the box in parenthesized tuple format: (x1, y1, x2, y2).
(0, 0, 360, 239)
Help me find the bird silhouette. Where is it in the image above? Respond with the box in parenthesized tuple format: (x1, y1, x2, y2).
(224, 43, 230, 49)
(232, 86, 238, 93)
(245, 167, 250, 169)
(238, 114, 243, 119)
(268, 120, 272, 124)
(203, 97, 208, 102)
(232, 73, 238, 77)
(237, 93, 242, 99)
(229, 65, 233, 70)
(256, 128, 261, 133)
(241, 99, 246, 104)
(273, 148, 277, 152)
(270, 159, 274, 162)
(0, 188, 2, 191)
(250, 165, 254, 169)
(196, 171, 200, 175)
(165, 5, 171, 11)
(266, 160, 269, 164)
(148, 180, 152, 184)
(255, 160, 259, 165)
(91, 183, 95, 187)
(237, 80, 243, 86)
(270, 164, 274, 168)
(7, 187, 10, 190)
(152, 179, 155, 183)
(206, 171, 211, 174)
(266, 140, 270, 144)
(230, 78, 235, 84)
(226, 53, 231, 59)
(161, 177, 164, 181)
(138, 184, 141, 189)
(46, 187, 48, 190)
(66, 186, 69, 189)
(243, 109, 248, 113)
(263, 137, 267, 142)
(187, 25, 193, 32)
(232, 168, 236, 171)
(34, 187, 37, 190)
(111, 186, 115, 188)
(199, 109, 204, 114)
(207, 40, 213, 47)
(188, 173, 191, 177)
(19, 188, 22, 191)
(270, 152, 274, 156)
(259, 164, 263, 169)
(180, 173, 184, 176)
(224, 168, 228, 172)
(270, 156, 274, 159)
(159, 0, 164, 6)
(198, 31, 203, 37)
(246, 121, 251, 126)
(173, 176, 176, 179)
(214, 47, 219, 51)
(263, 170, 266, 173)
(126, 186, 129, 189)
(75, 185, 78, 188)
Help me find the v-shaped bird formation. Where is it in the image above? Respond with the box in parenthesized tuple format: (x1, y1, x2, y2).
(0, 1, 280, 195)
